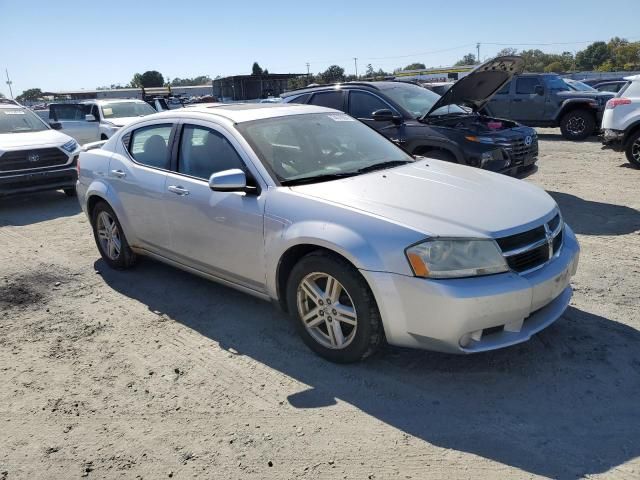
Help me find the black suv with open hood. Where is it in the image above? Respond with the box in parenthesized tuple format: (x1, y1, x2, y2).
(282, 56, 537, 175)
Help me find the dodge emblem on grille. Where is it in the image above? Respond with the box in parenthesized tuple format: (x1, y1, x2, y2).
(544, 223, 554, 258)
(524, 136, 533, 146)
(27, 152, 40, 162)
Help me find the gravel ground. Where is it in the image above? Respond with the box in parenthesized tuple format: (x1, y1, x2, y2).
(0, 129, 639, 480)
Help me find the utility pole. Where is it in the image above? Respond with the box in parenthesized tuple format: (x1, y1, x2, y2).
(306, 62, 310, 76)
(5, 69, 14, 99)
(476, 43, 481, 64)
(353, 57, 358, 78)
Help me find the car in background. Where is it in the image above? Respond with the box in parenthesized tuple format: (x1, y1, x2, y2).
(48, 99, 156, 144)
(592, 80, 629, 94)
(283, 56, 539, 176)
(259, 97, 282, 103)
(421, 81, 454, 95)
(77, 103, 579, 362)
(485, 73, 614, 140)
(601, 75, 640, 167)
(0, 99, 80, 197)
(564, 79, 597, 92)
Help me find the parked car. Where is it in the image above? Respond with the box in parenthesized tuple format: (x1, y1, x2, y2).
(485, 73, 614, 140)
(421, 81, 454, 95)
(0, 99, 79, 197)
(48, 99, 156, 144)
(564, 79, 597, 92)
(283, 56, 539, 176)
(77, 103, 579, 362)
(592, 80, 629, 94)
(601, 75, 640, 167)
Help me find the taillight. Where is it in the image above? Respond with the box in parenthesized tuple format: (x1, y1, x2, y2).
(606, 98, 632, 109)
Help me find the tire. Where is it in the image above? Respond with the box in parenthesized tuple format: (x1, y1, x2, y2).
(286, 251, 384, 363)
(559, 109, 596, 141)
(91, 201, 137, 270)
(421, 149, 456, 162)
(63, 187, 76, 197)
(625, 130, 640, 168)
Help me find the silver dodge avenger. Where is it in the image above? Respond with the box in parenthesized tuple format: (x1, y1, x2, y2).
(77, 103, 579, 362)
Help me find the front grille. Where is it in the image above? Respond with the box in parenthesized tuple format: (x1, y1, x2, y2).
(0, 148, 69, 172)
(505, 135, 538, 165)
(496, 213, 563, 273)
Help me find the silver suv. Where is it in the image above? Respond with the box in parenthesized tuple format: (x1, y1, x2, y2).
(77, 103, 579, 362)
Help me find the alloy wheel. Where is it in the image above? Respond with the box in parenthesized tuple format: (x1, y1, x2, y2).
(296, 272, 358, 349)
(632, 138, 640, 163)
(96, 211, 122, 261)
(566, 116, 586, 135)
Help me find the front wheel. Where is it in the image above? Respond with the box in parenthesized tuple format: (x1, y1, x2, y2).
(286, 252, 383, 363)
(625, 130, 640, 167)
(91, 201, 137, 269)
(560, 109, 595, 141)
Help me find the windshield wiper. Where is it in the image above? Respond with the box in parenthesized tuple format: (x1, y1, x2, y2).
(280, 172, 358, 186)
(356, 160, 412, 174)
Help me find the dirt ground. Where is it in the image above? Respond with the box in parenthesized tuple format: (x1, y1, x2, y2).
(1, 129, 639, 480)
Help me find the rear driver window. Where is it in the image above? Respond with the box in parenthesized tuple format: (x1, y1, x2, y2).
(128, 124, 172, 170)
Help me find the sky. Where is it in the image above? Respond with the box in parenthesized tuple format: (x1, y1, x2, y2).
(1, 0, 639, 97)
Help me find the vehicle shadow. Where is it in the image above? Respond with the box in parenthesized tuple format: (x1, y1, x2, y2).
(0, 191, 81, 226)
(97, 257, 640, 480)
(548, 190, 640, 235)
(536, 133, 601, 143)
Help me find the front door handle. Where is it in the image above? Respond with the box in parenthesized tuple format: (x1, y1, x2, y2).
(110, 169, 126, 178)
(168, 185, 190, 196)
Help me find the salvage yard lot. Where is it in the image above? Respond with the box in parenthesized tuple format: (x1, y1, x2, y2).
(1, 130, 639, 479)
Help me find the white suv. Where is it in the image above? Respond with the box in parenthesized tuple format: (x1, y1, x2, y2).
(49, 99, 156, 144)
(601, 75, 640, 167)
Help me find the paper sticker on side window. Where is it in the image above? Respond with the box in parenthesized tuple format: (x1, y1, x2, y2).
(102, 108, 113, 116)
(327, 114, 355, 122)
(4, 110, 25, 115)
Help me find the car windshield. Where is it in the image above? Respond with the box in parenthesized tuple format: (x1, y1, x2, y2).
(0, 108, 49, 134)
(547, 76, 571, 92)
(236, 113, 414, 184)
(565, 79, 596, 92)
(101, 101, 155, 119)
(377, 82, 465, 117)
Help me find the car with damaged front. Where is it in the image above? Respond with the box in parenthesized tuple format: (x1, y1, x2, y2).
(77, 103, 579, 363)
(0, 99, 80, 197)
(283, 56, 539, 176)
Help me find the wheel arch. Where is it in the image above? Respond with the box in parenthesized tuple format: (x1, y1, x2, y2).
(555, 100, 598, 122)
(623, 120, 640, 146)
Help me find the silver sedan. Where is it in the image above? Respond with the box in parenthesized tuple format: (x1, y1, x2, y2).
(77, 103, 579, 362)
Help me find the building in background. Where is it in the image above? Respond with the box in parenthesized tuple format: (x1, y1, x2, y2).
(393, 65, 475, 83)
(41, 85, 214, 102)
(213, 74, 304, 101)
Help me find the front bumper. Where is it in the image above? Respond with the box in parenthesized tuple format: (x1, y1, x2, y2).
(0, 165, 78, 197)
(361, 225, 580, 354)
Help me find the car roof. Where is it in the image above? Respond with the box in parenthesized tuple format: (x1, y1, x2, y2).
(81, 99, 146, 105)
(281, 81, 390, 97)
(0, 103, 24, 110)
(623, 74, 640, 82)
(151, 102, 341, 123)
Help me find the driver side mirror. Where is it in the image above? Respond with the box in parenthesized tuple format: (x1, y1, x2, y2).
(534, 85, 544, 96)
(85, 114, 97, 122)
(372, 109, 402, 125)
(209, 169, 247, 192)
(49, 121, 62, 130)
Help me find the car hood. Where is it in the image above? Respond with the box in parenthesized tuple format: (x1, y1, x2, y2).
(104, 116, 142, 127)
(557, 90, 614, 100)
(0, 129, 73, 150)
(290, 159, 557, 238)
(425, 56, 525, 117)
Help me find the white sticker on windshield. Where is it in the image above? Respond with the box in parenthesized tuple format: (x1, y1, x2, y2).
(327, 114, 355, 122)
(102, 107, 113, 116)
(4, 110, 25, 115)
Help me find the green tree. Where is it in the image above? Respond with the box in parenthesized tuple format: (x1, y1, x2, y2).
(575, 41, 610, 70)
(454, 53, 477, 66)
(496, 47, 518, 57)
(130, 73, 143, 88)
(544, 61, 565, 73)
(365, 64, 375, 77)
(252, 62, 263, 75)
(404, 62, 426, 70)
(320, 65, 345, 83)
(140, 70, 164, 88)
(171, 75, 212, 86)
(16, 88, 43, 102)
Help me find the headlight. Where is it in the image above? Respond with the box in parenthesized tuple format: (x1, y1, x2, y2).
(61, 139, 78, 153)
(465, 135, 510, 145)
(405, 239, 509, 279)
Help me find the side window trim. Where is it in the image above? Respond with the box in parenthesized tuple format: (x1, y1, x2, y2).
(123, 122, 177, 173)
(347, 89, 399, 119)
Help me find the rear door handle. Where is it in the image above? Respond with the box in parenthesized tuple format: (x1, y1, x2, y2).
(168, 185, 190, 196)
(110, 169, 126, 178)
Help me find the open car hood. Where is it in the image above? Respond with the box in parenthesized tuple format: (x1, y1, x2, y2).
(424, 56, 525, 117)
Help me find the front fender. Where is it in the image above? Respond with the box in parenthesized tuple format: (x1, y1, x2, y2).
(554, 99, 598, 122)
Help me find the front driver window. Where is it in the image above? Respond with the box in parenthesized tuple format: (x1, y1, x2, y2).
(349, 91, 390, 119)
(178, 125, 245, 180)
(128, 124, 172, 169)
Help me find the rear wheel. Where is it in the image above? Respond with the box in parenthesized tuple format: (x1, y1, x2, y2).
(286, 252, 383, 363)
(625, 130, 640, 168)
(560, 109, 595, 141)
(91, 201, 136, 269)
